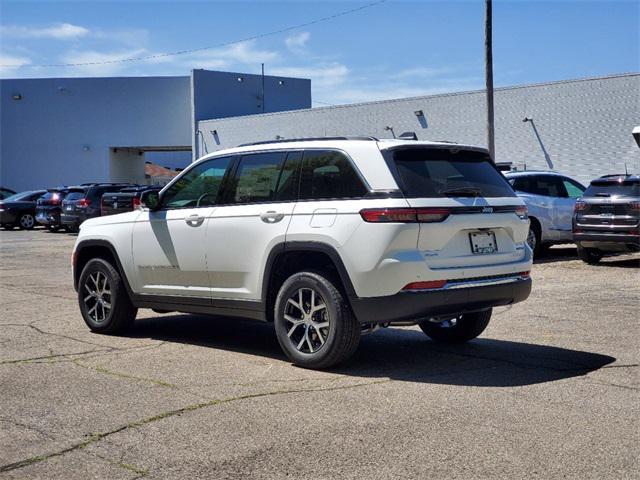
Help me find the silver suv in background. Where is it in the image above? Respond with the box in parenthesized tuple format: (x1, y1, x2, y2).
(505, 171, 586, 255)
(573, 174, 640, 264)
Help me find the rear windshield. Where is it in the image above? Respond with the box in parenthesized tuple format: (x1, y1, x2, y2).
(584, 181, 640, 197)
(390, 148, 516, 198)
(65, 191, 86, 201)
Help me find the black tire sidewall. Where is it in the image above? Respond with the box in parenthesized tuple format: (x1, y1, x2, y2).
(274, 272, 345, 367)
(78, 259, 123, 332)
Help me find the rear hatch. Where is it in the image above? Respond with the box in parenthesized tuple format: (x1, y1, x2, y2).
(61, 190, 87, 216)
(36, 190, 65, 214)
(387, 146, 528, 269)
(575, 179, 640, 231)
(101, 189, 141, 215)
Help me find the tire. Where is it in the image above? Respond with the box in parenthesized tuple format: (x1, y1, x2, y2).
(47, 225, 60, 232)
(2, 224, 14, 230)
(18, 213, 35, 230)
(419, 309, 492, 344)
(274, 271, 360, 369)
(527, 219, 543, 257)
(78, 258, 137, 334)
(577, 245, 603, 265)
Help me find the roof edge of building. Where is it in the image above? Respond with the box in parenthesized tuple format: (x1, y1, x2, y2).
(199, 71, 640, 124)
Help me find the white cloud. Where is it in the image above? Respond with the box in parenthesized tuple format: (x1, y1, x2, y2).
(271, 63, 348, 87)
(392, 66, 458, 80)
(285, 32, 310, 52)
(0, 53, 32, 76)
(59, 48, 148, 75)
(1, 23, 89, 40)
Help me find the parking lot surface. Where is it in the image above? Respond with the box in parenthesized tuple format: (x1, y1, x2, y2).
(0, 229, 638, 479)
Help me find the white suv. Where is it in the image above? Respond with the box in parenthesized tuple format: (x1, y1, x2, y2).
(72, 137, 532, 368)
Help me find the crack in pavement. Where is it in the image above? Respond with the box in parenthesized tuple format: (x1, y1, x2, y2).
(70, 359, 177, 389)
(0, 417, 56, 440)
(0, 378, 391, 474)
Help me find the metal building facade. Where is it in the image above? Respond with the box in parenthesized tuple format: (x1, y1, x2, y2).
(0, 69, 311, 191)
(197, 73, 640, 185)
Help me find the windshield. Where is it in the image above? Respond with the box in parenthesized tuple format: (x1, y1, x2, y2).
(584, 181, 639, 197)
(391, 148, 516, 198)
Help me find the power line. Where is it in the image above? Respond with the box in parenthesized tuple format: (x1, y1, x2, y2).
(2, 0, 388, 68)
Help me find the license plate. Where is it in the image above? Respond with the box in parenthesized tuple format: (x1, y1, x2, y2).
(65, 206, 73, 211)
(469, 231, 497, 254)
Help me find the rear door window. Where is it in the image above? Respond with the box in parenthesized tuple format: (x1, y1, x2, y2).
(226, 152, 287, 204)
(391, 148, 515, 198)
(299, 150, 368, 200)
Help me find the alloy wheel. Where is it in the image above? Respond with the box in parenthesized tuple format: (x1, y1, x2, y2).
(20, 214, 35, 229)
(83, 271, 112, 324)
(283, 287, 330, 354)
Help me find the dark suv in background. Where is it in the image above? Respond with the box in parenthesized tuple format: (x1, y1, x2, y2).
(101, 185, 160, 216)
(36, 187, 83, 232)
(573, 174, 640, 264)
(61, 183, 133, 232)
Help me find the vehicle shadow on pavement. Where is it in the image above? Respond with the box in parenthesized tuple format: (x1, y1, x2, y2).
(534, 246, 578, 264)
(129, 314, 615, 387)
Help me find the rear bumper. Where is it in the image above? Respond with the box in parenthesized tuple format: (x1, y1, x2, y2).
(61, 213, 81, 226)
(36, 211, 60, 226)
(350, 277, 532, 324)
(574, 232, 640, 252)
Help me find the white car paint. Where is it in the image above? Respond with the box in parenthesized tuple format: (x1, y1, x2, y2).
(75, 139, 532, 304)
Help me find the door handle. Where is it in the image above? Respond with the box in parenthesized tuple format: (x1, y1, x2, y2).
(185, 214, 204, 227)
(260, 211, 285, 223)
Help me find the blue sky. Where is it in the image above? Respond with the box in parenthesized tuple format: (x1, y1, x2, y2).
(1, 0, 638, 105)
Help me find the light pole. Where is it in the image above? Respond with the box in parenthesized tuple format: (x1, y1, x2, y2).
(485, 0, 495, 161)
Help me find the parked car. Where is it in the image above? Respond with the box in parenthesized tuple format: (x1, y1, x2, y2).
(573, 174, 640, 264)
(101, 185, 161, 216)
(0, 190, 47, 230)
(61, 183, 133, 232)
(36, 187, 82, 232)
(0, 187, 17, 200)
(504, 171, 586, 255)
(73, 137, 533, 369)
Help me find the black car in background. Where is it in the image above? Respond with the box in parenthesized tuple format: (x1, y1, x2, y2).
(0, 190, 47, 230)
(0, 187, 17, 200)
(101, 185, 161, 216)
(61, 183, 134, 232)
(573, 174, 640, 264)
(36, 187, 83, 232)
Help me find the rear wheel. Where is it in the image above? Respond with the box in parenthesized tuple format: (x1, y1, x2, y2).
(18, 213, 35, 230)
(78, 258, 137, 334)
(527, 220, 543, 257)
(419, 309, 492, 343)
(274, 271, 360, 369)
(577, 245, 603, 265)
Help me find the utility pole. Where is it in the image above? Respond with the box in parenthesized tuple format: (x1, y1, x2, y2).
(485, 0, 495, 161)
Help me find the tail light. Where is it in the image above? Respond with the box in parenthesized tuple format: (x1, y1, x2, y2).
(132, 197, 141, 210)
(44, 193, 61, 205)
(630, 201, 640, 211)
(515, 206, 528, 220)
(360, 207, 450, 223)
(574, 200, 587, 212)
(77, 198, 90, 208)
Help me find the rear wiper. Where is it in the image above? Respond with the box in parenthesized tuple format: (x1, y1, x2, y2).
(439, 187, 482, 197)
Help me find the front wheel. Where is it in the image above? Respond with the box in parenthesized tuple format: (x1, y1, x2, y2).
(419, 309, 492, 343)
(78, 258, 137, 334)
(274, 271, 360, 369)
(577, 245, 603, 265)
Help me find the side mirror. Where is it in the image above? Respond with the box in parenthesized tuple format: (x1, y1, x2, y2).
(139, 190, 161, 211)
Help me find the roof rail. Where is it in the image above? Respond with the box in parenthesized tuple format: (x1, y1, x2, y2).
(238, 136, 379, 147)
